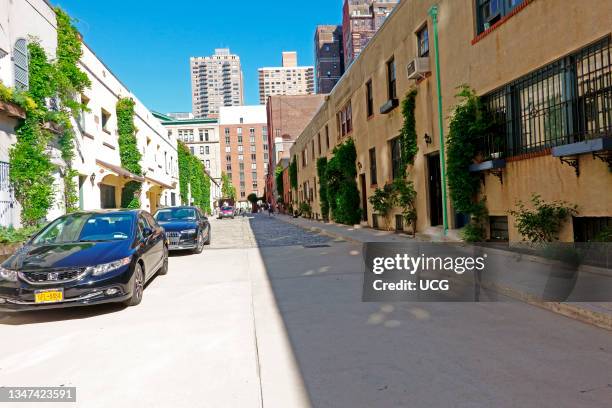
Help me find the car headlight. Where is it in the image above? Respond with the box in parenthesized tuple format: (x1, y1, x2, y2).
(85, 256, 132, 277)
(181, 229, 197, 235)
(0, 266, 17, 282)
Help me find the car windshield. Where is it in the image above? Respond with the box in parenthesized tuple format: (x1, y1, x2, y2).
(32, 213, 134, 244)
(155, 208, 197, 222)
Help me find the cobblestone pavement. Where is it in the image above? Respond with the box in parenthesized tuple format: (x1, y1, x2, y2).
(208, 213, 332, 249)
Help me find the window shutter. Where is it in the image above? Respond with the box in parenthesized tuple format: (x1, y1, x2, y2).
(13, 39, 29, 90)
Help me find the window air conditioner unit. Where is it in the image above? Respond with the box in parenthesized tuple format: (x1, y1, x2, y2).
(406, 58, 430, 80)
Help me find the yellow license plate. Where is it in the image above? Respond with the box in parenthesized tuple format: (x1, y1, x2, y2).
(35, 290, 64, 304)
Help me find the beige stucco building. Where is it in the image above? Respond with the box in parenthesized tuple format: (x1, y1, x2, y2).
(291, 0, 612, 242)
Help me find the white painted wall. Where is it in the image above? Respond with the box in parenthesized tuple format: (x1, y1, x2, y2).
(219, 105, 267, 125)
(0, 0, 57, 227)
(0, 1, 180, 225)
(73, 44, 180, 214)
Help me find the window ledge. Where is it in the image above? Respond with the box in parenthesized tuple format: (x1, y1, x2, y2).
(380, 99, 399, 114)
(551, 137, 612, 157)
(471, 0, 535, 45)
(0, 100, 26, 119)
(469, 159, 506, 172)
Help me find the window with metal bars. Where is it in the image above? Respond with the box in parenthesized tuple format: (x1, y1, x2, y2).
(480, 36, 611, 158)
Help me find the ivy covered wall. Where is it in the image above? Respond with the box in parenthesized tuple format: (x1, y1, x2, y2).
(178, 142, 211, 213)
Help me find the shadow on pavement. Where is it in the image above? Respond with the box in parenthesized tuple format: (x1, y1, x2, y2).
(246, 214, 612, 408)
(0, 302, 126, 326)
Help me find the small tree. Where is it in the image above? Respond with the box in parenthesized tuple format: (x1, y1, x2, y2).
(247, 193, 259, 213)
(509, 194, 578, 242)
(221, 172, 236, 200)
(368, 183, 396, 230)
(393, 178, 417, 236)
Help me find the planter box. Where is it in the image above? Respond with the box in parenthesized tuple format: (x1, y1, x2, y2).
(0, 242, 22, 262)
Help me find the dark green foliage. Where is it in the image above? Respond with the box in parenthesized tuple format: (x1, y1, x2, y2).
(121, 181, 141, 209)
(221, 172, 236, 200)
(400, 89, 418, 169)
(446, 86, 492, 215)
(446, 86, 498, 242)
(26, 43, 56, 108)
(393, 178, 417, 235)
(275, 165, 284, 198)
(116, 98, 142, 176)
(368, 183, 396, 229)
(368, 178, 417, 233)
(316, 157, 329, 221)
(10, 116, 55, 226)
(247, 193, 258, 212)
(54, 8, 91, 116)
(0, 225, 40, 244)
(116, 98, 142, 208)
(177, 142, 211, 212)
(289, 156, 298, 191)
(299, 201, 312, 218)
(9, 43, 55, 226)
(7, 8, 90, 224)
(326, 139, 361, 225)
(509, 194, 578, 242)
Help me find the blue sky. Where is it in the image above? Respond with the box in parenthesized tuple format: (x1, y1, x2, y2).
(53, 0, 343, 113)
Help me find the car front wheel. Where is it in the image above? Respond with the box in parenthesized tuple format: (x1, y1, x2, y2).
(125, 263, 144, 307)
(158, 246, 169, 275)
(193, 232, 204, 254)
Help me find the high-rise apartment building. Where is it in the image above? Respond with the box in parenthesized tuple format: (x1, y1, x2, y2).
(342, 0, 399, 67)
(190, 48, 244, 118)
(219, 106, 269, 206)
(258, 52, 315, 104)
(314, 25, 344, 94)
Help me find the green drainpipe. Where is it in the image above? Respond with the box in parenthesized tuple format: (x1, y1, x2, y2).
(429, 4, 449, 237)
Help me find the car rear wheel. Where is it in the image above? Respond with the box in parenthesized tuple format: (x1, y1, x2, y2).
(125, 263, 144, 307)
(158, 246, 169, 275)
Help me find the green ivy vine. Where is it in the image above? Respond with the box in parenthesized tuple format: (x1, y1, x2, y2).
(400, 89, 418, 171)
(316, 157, 329, 221)
(116, 98, 142, 208)
(178, 142, 211, 213)
(274, 165, 284, 198)
(6, 7, 90, 224)
(289, 156, 298, 192)
(446, 86, 496, 241)
(9, 43, 55, 226)
(221, 172, 236, 200)
(326, 138, 361, 225)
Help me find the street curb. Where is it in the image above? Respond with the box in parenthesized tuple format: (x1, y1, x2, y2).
(484, 282, 612, 331)
(277, 215, 612, 332)
(275, 216, 361, 244)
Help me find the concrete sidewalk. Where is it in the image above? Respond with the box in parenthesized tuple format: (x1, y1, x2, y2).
(275, 214, 612, 331)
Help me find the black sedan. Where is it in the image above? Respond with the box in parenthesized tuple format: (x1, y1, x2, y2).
(154, 206, 210, 253)
(0, 210, 168, 311)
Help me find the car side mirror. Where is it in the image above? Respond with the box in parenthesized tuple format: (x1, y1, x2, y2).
(142, 227, 153, 237)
